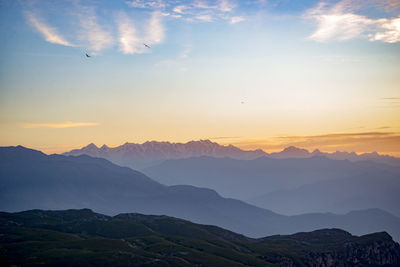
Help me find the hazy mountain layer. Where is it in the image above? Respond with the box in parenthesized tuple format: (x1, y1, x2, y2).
(249, 172, 400, 216)
(1, 146, 400, 240)
(144, 156, 400, 216)
(1, 209, 399, 266)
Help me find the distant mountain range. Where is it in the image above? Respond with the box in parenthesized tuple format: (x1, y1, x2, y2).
(270, 146, 400, 166)
(63, 140, 266, 170)
(1, 146, 400, 241)
(2, 209, 399, 266)
(144, 156, 400, 217)
(63, 140, 400, 170)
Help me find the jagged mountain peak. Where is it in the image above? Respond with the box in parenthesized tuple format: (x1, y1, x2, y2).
(63, 141, 400, 170)
(100, 144, 109, 150)
(63, 140, 267, 170)
(282, 146, 309, 153)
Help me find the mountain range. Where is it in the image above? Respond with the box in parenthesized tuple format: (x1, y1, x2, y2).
(63, 140, 266, 170)
(1, 146, 400, 241)
(63, 140, 400, 170)
(2, 209, 399, 266)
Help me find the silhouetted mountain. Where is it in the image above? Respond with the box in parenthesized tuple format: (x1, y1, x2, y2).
(1, 209, 399, 266)
(144, 156, 400, 216)
(64, 141, 400, 170)
(1, 146, 400, 240)
(63, 140, 267, 170)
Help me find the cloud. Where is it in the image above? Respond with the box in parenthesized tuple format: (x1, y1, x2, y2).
(22, 122, 99, 129)
(233, 131, 400, 155)
(376, 126, 391, 130)
(381, 97, 400, 100)
(281, 132, 395, 139)
(306, 0, 400, 43)
(173, 5, 187, 14)
(127, 0, 165, 9)
(193, 0, 236, 12)
(209, 136, 241, 140)
(167, 0, 238, 22)
(76, 6, 113, 52)
(218, 0, 236, 12)
(146, 11, 165, 45)
(23, 0, 243, 54)
(116, 10, 165, 55)
(116, 12, 142, 54)
(369, 17, 400, 43)
(24, 11, 74, 47)
(196, 14, 213, 22)
(193, 1, 214, 9)
(380, 97, 400, 108)
(230, 16, 245, 24)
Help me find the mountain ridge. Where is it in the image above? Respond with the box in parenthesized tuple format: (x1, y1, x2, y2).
(63, 140, 400, 170)
(2, 208, 399, 266)
(1, 145, 400, 241)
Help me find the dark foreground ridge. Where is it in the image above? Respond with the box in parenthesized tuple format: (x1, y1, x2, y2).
(1, 209, 400, 266)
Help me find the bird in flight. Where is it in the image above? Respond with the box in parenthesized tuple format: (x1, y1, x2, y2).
(85, 53, 91, 58)
(143, 43, 151, 49)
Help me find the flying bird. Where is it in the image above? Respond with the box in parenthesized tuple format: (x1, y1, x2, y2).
(85, 53, 91, 58)
(143, 43, 151, 48)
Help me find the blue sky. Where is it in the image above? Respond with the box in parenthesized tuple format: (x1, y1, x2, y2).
(0, 0, 399, 154)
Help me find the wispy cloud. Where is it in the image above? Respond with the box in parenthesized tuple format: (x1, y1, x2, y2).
(24, 0, 244, 53)
(76, 5, 113, 52)
(146, 11, 165, 45)
(376, 126, 392, 130)
(24, 11, 74, 47)
(21, 122, 99, 129)
(173, 5, 187, 14)
(209, 136, 241, 140)
(116, 12, 142, 54)
(233, 131, 400, 155)
(230, 16, 245, 24)
(196, 14, 213, 22)
(162, 0, 239, 23)
(127, 0, 166, 9)
(381, 97, 400, 100)
(116, 11, 165, 54)
(218, 0, 236, 12)
(380, 97, 400, 108)
(193, 0, 236, 12)
(306, 0, 400, 43)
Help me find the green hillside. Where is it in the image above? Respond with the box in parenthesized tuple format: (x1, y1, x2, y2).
(1, 209, 399, 266)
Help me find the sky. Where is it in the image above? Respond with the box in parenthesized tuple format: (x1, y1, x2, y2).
(0, 0, 399, 155)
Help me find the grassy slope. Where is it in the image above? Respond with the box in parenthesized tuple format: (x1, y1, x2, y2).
(1, 209, 399, 266)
